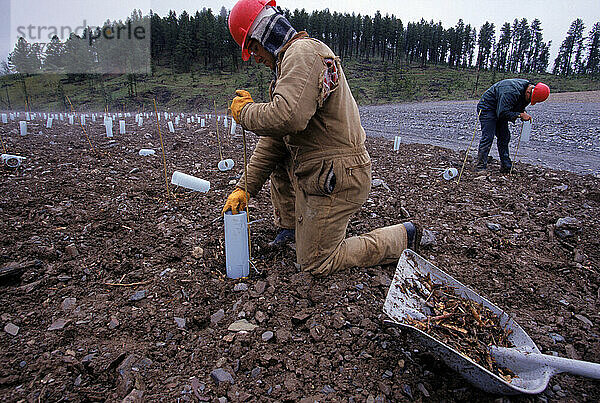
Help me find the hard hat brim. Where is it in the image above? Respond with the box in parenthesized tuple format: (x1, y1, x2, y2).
(241, 47, 251, 61)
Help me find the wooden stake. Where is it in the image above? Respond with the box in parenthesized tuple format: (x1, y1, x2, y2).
(242, 127, 252, 263)
(65, 95, 97, 154)
(153, 98, 171, 199)
(510, 117, 531, 175)
(214, 100, 224, 161)
(457, 109, 482, 185)
(0, 123, 7, 153)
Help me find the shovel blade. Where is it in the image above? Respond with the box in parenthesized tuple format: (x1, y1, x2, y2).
(384, 250, 549, 394)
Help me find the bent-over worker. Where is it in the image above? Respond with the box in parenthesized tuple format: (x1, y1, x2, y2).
(476, 79, 550, 172)
(222, 0, 421, 276)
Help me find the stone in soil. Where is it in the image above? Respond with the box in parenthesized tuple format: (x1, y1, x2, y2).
(47, 318, 69, 331)
(210, 368, 234, 385)
(211, 309, 225, 325)
(233, 283, 248, 291)
(4, 322, 19, 336)
(174, 317, 186, 328)
(129, 290, 147, 301)
(61, 297, 77, 311)
(228, 319, 257, 332)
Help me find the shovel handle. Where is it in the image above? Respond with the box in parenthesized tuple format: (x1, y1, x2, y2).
(492, 347, 600, 380)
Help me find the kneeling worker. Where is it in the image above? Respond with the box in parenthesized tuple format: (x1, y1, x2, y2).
(476, 79, 550, 172)
(222, 0, 421, 276)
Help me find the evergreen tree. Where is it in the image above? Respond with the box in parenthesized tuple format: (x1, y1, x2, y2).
(477, 22, 495, 70)
(175, 11, 194, 72)
(361, 16, 373, 61)
(63, 31, 96, 78)
(44, 35, 65, 72)
(373, 11, 383, 60)
(512, 18, 531, 72)
(463, 24, 476, 67)
(495, 22, 512, 71)
(8, 37, 42, 74)
(585, 22, 600, 74)
(526, 19, 544, 73)
(538, 41, 551, 72)
(553, 19, 585, 75)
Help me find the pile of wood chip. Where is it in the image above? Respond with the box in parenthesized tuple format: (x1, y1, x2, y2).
(403, 273, 516, 382)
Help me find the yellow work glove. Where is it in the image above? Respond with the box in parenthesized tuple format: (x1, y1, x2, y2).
(222, 187, 249, 215)
(230, 90, 254, 124)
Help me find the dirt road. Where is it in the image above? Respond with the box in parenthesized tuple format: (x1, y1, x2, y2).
(360, 91, 600, 176)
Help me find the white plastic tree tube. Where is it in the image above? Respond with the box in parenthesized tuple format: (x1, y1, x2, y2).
(218, 159, 235, 171)
(442, 168, 458, 180)
(1, 154, 26, 168)
(168, 121, 175, 133)
(393, 135, 401, 151)
(521, 120, 532, 143)
(19, 121, 27, 136)
(105, 118, 113, 138)
(46, 118, 53, 128)
(119, 120, 126, 134)
(224, 211, 249, 279)
(170, 171, 210, 192)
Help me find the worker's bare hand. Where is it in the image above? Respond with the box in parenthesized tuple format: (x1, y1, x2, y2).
(519, 112, 532, 121)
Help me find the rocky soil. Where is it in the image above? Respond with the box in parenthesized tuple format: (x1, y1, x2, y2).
(0, 97, 599, 402)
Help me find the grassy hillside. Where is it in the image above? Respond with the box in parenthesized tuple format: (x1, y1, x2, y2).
(1, 60, 599, 113)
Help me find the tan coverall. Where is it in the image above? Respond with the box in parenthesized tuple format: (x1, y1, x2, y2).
(237, 33, 408, 275)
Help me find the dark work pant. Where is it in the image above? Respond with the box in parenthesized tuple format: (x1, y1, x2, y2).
(477, 110, 512, 168)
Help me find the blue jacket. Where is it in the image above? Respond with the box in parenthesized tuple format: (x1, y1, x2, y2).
(477, 79, 531, 122)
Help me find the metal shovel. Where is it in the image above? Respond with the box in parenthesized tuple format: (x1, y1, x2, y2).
(383, 249, 600, 395)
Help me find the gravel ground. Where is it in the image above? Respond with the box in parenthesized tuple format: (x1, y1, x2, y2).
(360, 91, 600, 176)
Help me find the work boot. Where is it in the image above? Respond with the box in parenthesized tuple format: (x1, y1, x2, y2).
(500, 164, 512, 173)
(475, 154, 487, 171)
(268, 228, 295, 247)
(403, 222, 422, 253)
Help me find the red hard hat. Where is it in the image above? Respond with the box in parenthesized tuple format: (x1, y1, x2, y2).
(228, 0, 276, 61)
(531, 82, 550, 105)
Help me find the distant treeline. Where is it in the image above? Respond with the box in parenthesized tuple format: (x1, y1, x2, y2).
(5, 7, 600, 77)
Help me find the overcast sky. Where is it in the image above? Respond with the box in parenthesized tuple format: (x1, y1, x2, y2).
(2, 0, 600, 71)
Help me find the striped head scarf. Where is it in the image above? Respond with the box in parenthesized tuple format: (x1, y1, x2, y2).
(249, 6, 297, 58)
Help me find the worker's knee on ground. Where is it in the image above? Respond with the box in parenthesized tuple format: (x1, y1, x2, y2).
(301, 247, 340, 277)
(301, 224, 409, 276)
